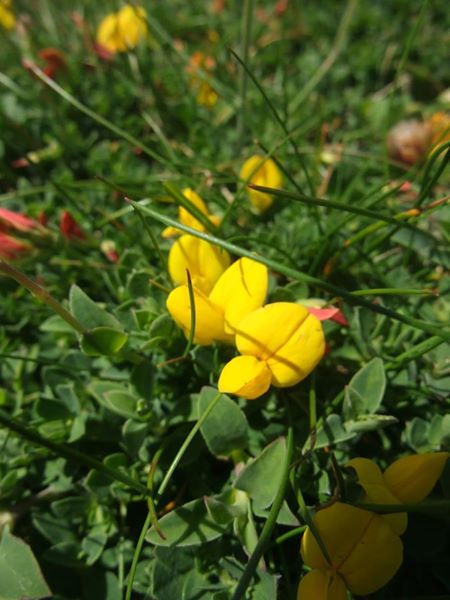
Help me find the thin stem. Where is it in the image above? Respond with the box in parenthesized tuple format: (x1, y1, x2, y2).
(127, 202, 450, 343)
(182, 269, 196, 357)
(236, 0, 254, 149)
(154, 391, 222, 502)
(0, 261, 85, 334)
(231, 426, 294, 600)
(26, 63, 169, 166)
(124, 511, 152, 600)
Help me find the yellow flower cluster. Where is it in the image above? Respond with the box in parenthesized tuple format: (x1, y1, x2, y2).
(0, 0, 15, 30)
(164, 190, 325, 399)
(298, 452, 449, 599)
(96, 5, 147, 54)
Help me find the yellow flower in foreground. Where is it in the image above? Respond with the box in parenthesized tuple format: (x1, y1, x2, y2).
(218, 303, 325, 400)
(96, 5, 147, 54)
(162, 188, 220, 238)
(347, 452, 449, 534)
(299, 502, 403, 598)
(166, 257, 268, 345)
(240, 155, 283, 212)
(0, 0, 15, 30)
(168, 234, 230, 294)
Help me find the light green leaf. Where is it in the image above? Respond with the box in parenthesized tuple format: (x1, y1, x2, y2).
(196, 386, 248, 456)
(81, 327, 128, 356)
(234, 437, 286, 509)
(146, 498, 229, 547)
(343, 357, 386, 420)
(0, 529, 51, 600)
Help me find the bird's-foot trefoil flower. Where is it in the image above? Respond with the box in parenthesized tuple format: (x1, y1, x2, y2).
(96, 5, 147, 54)
(347, 452, 450, 534)
(240, 155, 283, 212)
(168, 235, 230, 294)
(166, 257, 268, 345)
(298, 502, 403, 599)
(162, 188, 221, 238)
(218, 302, 325, 399)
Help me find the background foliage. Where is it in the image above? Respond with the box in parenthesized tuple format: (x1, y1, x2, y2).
(0, 0, 449, 599)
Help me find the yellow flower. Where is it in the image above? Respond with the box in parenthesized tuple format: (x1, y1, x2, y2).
(299, 502, 403, 598)
(168, 234, 230, 294)
(96, 5, 147, 54)
(240, 155, 283, 212)
(218, 303, 325, 399)
(166, 257, 268, 345)
(0, 0, 15, 30)
(196, 82, 219, 108)
(162, 188, 220, 238)
(347, 452, 449, 534)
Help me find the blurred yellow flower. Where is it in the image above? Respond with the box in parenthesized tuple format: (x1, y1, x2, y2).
(96, 5, 147, 54)
(162, 188, 220, 238)
(299, 502, 403, 599)
(166, 257, 268, 345)
(218, 302, 325, 399)
(196, 82, 219, 108)
(0, 0, 15, 30)
(168, 234, 230, 294)
(428, 111, 450, 149)
(240, 155, 283, 212)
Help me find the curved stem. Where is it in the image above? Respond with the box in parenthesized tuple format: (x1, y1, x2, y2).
(231, 426, 294, 600)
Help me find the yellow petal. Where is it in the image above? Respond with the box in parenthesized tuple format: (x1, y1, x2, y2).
(301, 503, 403, 596)
(218, 355, 272, 400)
(340, 513, 403, 595)
(96, 13, 123, 53)
(161, 225, 180, 238)
(235, 303, 325, 387)
(240, 155, 283, 212)
(297, 570, 347, 600)
(347, 458, 407, 535)
(166, 285, 232, 345)
(116, 5, 147, 50)
(168, 235, 230, 294)
(383, 452, 449, 504)
(0, 4, 15, 30)
(178, 188, 208, 232)
(209, 257, 268, 334)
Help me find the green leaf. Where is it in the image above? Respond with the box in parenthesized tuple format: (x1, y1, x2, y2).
(196, 386, 248, 457)
(0, 529, 51, 600)
(81, 327, 128, 356)
(344, 414, 397, 433)
(69, 285, 122, 330)
(146, 498, 229, 547)
(342, 357, 386, 420)
(204, 489, 248, 525)
(306, 414, 356, 450)
(89, 382, 139, 419)
(234, 437, 286, 509)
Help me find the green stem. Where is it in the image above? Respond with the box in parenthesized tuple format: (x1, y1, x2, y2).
(231, 426, 294, 600)
(155, 391, 222, 502)
(0, 261, 85, 334)
(236, 0, 254, 149)
(125, 510, 152, 600)
(128, 202, 450, 343)
(182, 269, 196, 357)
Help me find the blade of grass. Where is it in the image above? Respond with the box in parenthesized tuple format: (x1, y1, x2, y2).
(127, 201, 450, 343)
(25, 63, 171, 167)
(236, 0, 254, 150)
